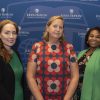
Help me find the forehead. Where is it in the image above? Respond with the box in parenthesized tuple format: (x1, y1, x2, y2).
(2, 23, 16, 30)
(51, 19, 63, 25)
(90, 30, 100, 35)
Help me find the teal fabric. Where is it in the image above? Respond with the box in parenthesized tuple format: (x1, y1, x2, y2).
(78, 48, 100, 100)
(9, 51, 23, 100)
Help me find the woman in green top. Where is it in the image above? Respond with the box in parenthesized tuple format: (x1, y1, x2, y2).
(0, 19, 24, 100)
(77, 26, 100, 100)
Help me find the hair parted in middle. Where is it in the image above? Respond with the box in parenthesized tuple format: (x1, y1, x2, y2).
(0, 19, 19, 62)
(42, 16, 65, 43)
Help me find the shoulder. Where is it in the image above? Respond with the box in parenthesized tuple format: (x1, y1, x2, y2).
(63, 41, 73, 47)
(0, 55, 6, 66)
(0, 55, 5, 62)
(31, 41, 44, 49)
(78, 49, 87, 59)
(93, 47, 100, 57)
(95, 47, 100, 52)
(63, 41, 74, 49)
(0, 55, 3, 62)
(79, 49, 87, 54)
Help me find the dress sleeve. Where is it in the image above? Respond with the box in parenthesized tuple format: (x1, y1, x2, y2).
(28, 43, 38, 63)
(0, 57, 12, 100)
(68, 44, 77, 63)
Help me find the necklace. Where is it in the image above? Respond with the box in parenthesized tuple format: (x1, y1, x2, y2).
(85, 48, 96, 57)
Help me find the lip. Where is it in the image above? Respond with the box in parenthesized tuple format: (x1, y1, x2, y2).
(55, 32, 61, 35)
(89, 40, 98, 43)
(89, 41, 99, 46)
(8, 40, 15, 43)
(89, 42, 97, 45)
(90, 41, 96, 43)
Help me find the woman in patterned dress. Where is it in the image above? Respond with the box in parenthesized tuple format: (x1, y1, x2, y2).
(26, 16, 79, 100)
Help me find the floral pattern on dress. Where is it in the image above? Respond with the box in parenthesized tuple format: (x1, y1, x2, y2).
(47, 80, 60, 93)
(47, 59, 60, 72)
(29, 41, 77, 100)
(48, 44, 60, 53)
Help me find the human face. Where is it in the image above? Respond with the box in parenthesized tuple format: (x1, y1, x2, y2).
(47, 19, 63, 42)
(87, 30, 100, 48)
(0, 23, 17, 49)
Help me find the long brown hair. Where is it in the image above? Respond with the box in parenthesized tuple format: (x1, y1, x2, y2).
(42, 16, 65, 43)
(0, 19, 19, 63)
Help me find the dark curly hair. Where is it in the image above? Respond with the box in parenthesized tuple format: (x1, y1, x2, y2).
(85, 26, 100, 47)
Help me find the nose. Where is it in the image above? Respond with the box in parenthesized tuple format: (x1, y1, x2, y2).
(92, 36, 97, 40)
(9, 33, 14, 38)
(56, 27, 60, 32)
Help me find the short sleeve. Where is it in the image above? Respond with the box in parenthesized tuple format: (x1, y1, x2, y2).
(28, 43, 38, 63)
(66, 43, 77, 63)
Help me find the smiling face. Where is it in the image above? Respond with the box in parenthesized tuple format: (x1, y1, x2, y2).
(87, 30, 100, 48)
(0, 23, 17, 49)
(47, 18, 64, 42)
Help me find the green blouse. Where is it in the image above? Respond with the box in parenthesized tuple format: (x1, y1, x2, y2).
(9, 51, 23, 100)
(78, 48, 100, 100)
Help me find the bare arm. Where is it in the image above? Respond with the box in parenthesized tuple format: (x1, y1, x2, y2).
(26, 61, 44, 100)
(64, 62, 79, 100)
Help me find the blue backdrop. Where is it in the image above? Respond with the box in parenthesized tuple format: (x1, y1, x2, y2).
(0, 0, 100, 71)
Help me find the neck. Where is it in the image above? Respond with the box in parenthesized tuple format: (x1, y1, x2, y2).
(48, 39, 59, 45)
(89, 47, 96, 52)
(4, 45, 13, 54)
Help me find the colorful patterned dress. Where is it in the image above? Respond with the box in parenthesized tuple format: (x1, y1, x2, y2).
(29, 41, 77, 100)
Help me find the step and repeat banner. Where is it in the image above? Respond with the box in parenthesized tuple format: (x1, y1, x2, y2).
(0, 0, 100, 71)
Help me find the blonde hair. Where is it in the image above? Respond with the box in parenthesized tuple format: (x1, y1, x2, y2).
(42, 16, 65, 43)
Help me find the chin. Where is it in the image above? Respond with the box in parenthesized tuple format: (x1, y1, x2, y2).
(90, 46, 98, 48)
(8, 43, 15, 47)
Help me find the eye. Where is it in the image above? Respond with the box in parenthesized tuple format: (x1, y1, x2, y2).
(59, 26, 63, 29)
(3, 31, 17, 35)
(4, 31, 10, 34)
(53, 25, 57, 28)
(12, 31, 17, 35)
(89, 35, 94, 37)
(96, 36, 100, 39)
